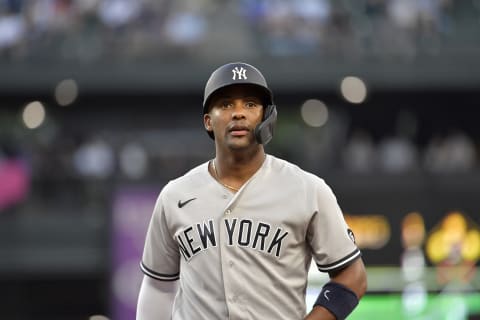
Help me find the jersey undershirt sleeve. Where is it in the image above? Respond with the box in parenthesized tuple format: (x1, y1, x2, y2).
(141, 188, 180, 281)
(307, 179, 361, 273)
(136, 275, 178, 320)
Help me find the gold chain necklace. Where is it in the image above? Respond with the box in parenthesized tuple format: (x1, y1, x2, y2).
(212, 160, 240, 192)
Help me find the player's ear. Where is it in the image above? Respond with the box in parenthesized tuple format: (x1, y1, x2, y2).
(204, 113, 213, 133)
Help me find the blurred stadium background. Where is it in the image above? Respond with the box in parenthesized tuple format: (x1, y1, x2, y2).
(1, 0, 480, 319)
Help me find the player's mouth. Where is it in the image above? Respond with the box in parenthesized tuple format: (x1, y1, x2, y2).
(228, 125, 250, 136)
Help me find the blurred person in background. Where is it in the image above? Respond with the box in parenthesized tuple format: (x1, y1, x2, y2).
(342, 128, 376, 173)
(0, 139, 30, 213)
(136, 62, 367, 320)
(423, 128, 476, 173)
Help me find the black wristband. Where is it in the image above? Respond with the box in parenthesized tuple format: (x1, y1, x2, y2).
(314, 282, 359, 320)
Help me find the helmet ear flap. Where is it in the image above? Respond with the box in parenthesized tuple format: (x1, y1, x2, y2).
(254, 104, 277, 145)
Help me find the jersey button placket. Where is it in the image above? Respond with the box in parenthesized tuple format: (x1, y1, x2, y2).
(220, 206, 241, 319)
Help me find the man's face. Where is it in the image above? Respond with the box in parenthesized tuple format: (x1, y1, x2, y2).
(204, 85, 264, 150)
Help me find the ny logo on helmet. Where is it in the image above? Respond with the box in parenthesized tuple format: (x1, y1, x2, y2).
(232, 67, 247, 80)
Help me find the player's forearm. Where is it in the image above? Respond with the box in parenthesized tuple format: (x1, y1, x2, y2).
(306, 259, 367, 320)
(136, 276, 178, 320)
(329, 259, 368, 299)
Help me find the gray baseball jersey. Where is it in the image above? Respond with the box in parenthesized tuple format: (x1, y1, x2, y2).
(141, 154, 360, 320)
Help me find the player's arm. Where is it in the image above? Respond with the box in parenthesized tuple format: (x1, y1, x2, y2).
(305, 258, 367, 320)
(137, 189, 180, 319)
(306, 179, 368, 319)
(136, 275, 178, 320)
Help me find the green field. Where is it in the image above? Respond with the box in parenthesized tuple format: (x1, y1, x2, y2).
(307, 267, 480, 319)
(348, 293, 480, 320)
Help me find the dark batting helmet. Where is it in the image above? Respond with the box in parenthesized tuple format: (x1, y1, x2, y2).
(203, 62, 277, 145)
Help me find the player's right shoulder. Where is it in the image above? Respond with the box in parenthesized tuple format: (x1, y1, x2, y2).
(161, 161, 210, 196)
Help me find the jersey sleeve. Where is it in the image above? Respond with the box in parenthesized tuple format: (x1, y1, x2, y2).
(307, 179, 361, 273)
(140, 190, 180, 281)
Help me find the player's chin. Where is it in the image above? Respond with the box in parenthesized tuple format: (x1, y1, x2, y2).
(226, 134, 256, 149)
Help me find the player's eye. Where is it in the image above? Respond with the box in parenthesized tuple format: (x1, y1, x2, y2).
(245, 101, 259, 108)
(220, 101, 233, 109)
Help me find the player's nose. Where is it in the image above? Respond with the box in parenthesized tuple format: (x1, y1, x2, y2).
(231, 100, 246, 119)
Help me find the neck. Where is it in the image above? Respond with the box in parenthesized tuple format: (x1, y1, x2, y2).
(212, 147, 266, 189)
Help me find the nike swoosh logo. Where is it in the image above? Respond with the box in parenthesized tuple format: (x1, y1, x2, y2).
(178, 198, 197, 208)
(324, 290, 330, 301)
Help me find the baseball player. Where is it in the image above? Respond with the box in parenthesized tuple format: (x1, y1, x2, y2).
(136, 62, 367, 320)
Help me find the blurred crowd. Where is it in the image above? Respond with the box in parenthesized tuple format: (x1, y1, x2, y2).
(277, 108, 479, 175)
(1, 104, 479, 214)
(342, 127, 477, 174)
(0, 0, 479, 61)
(0, 104, 480, 219)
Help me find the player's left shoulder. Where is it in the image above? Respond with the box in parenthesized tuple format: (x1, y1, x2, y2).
(269, 155, 327, 183)
(266, 155, 332, 198)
